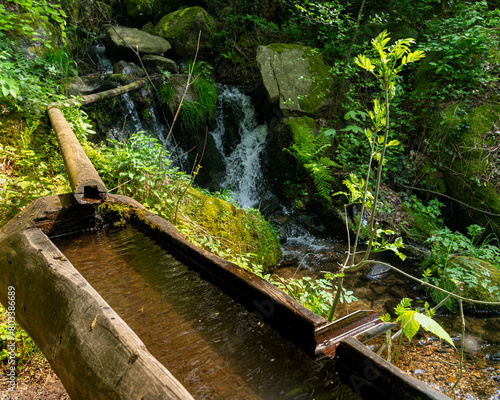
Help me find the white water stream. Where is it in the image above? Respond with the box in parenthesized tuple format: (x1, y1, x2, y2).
(209, 86, 268, 209)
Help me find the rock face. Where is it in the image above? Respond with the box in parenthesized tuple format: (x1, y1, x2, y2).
(104, 26, 171, 59)
(420, 101, 500, 234)
(154, 7, 216, 58)
(141, 54, 179, 74)
(59, 77, 118, 97)
(256, 44, 333, 116)
(123, 0, 182, 23)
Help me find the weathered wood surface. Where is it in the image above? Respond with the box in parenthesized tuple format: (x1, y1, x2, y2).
(0, 195, 194, 400)
(47, 106, 107, 204)
(336, 337, 452, 400)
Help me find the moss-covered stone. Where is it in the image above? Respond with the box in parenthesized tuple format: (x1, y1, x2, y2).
(420, 100, 500, 235)
(431, 256, 500, 311)
(154, 6, 216, 58)
(178, 187, 282, 271)
(6, 13, 63, 60)
(256, 44, 333, 117)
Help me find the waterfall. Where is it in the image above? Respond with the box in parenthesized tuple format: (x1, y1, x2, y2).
(107, 93, 144, 141)
(94, 45, 114, 75)
(210, 86, 268, 209)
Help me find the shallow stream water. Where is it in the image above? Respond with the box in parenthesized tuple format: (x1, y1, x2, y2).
(52, 226, 360, 400)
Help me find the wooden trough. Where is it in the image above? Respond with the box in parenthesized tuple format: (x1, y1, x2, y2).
(0, 194, 450, 400)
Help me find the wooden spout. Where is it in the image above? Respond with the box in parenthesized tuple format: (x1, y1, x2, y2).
(47, 105, 107, 204)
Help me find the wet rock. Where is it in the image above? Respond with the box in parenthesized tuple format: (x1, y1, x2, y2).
(141, 54, 178, 75)
(59, 77, 118, 97)
(113, 61, 146, 78)
(365, 263, 392, 281)
(413, 369, 426, 375)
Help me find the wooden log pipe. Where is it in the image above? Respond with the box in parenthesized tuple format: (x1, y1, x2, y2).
(47, 105, 107, 204)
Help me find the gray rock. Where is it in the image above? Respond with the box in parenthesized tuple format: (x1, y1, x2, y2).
(113, 61, 146, 78)
(141, 55, 179, 75)
(59, 77, 118, 98)
(365, 263, 392, 281)
(104, 26, 171, 59)
(256, 44, 333, 116)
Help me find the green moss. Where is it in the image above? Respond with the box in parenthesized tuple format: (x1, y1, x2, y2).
(97, 202, 132, 225)
(286, 116, 316, 138)
(155, 7, 214, 40)
(267, 43, 306, 54)
(465, 103, 500, 145)
(431, 256, 500, 311)
(179, 187, 282, 271)
(301, 50, 332, 115)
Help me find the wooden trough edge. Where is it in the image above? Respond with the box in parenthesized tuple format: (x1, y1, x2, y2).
(0, 195, 194, 400)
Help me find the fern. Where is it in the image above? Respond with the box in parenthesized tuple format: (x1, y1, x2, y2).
(287, 128, 337, 199)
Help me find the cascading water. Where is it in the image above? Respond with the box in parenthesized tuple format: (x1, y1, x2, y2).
(94, 45, 114, 75)
(107, 92, 144, 141)
(210, 86, 268, 209)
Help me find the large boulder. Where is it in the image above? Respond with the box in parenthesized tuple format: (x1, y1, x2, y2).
(256, 44, 333, 117)
(141, 54, 179, 75)
(429, 256, 500, 311)
(6, 13, 64, 60)
(59, 77, 118, 97)
(420, 101, 500, 234)
(104, 26, 171, 60)
(154, 7, 216, 58)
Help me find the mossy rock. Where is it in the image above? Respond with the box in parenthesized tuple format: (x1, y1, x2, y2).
(256, 44, 333, 117)
(421, 101, 500, 234)
(122, 0, 183, 23)
(180, 187, 282, 271)
(154, 7, 216, 58)
(431, 256, 500, 311)
(6, 13, 63, 60)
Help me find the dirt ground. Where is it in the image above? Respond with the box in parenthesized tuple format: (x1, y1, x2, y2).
(0, 364, 69, 400)
(368, 332, 500, 400)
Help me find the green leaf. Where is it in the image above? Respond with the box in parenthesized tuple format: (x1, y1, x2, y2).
(413, 312, 455, 348)
(396, 310, 420, 342)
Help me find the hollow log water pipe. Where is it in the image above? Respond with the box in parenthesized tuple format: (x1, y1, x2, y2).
(47, 78, 149, 204)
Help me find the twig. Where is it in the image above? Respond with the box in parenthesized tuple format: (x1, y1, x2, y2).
(398, 183, 500, 217)
(450, 299, 465, 397)
(272, 274, 300, 302)
(159, 31, 202, 168)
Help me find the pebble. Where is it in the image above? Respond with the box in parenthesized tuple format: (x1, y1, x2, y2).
(413, 369, 426, 375)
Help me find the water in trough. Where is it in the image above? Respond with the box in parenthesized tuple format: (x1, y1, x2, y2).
(52, 227, 360, 400)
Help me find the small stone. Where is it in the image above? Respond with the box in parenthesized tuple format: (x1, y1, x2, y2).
(413, 369, 426, 375)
